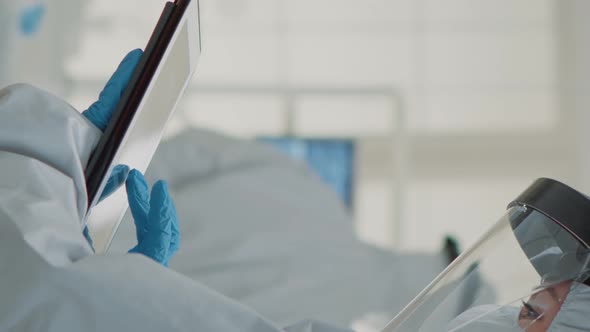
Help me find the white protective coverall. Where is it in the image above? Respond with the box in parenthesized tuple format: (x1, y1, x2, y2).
(0, 84, 352, 332)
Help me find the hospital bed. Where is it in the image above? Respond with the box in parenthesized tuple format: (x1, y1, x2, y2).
(109, 128, 450, 329)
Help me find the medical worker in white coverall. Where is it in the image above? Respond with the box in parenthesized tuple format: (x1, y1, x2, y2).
(0, 49, 352, 332)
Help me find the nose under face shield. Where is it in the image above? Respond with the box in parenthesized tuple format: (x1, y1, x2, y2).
(382, 178, 590, 332)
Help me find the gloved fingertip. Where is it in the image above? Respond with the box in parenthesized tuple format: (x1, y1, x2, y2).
(127, 170, 150, 198)
(112, 164, 130, 182)
(120, 49, 143, 70)
(100, 165, 129, 202)
(84, 49, 144, 131)
(151, 181, 173, 209)
(153, 179, 168, 190)
(113, 164, 130, 173)
(82, 103, 109, 131)
(127, 168, 142, 179)
(147, 181, 172, 231)
(149, 181, 180, 256)
(127, 48, 144, 60)
(126, 169, 147, 188)
(125, 169, 150, 224)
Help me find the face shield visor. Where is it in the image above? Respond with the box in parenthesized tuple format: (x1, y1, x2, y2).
(382, 178, 590, 332)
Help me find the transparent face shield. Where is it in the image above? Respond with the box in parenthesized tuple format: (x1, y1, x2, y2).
(382, 205, 590, 332)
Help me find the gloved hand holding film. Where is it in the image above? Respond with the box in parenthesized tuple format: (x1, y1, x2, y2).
(126, 170, 180, 267)
(82, 49, 180, 266)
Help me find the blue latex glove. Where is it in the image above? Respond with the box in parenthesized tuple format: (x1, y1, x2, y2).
(81, 49, 142, 247)
(126, 169, 180, 266)
(82, 49, 142, 201)
(83, 48, 143, 131)
(82, 163, 129, 247)
(80, 50, 180, 266)
(100, 164, 130, 202)
(19, 2, 46, 36)
(82, 49, 143, 201)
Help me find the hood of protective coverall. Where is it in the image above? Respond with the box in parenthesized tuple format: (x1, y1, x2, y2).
(546, 281, 590, 332)
(0, 84, 352, 332)
(0, 83, 98, 265)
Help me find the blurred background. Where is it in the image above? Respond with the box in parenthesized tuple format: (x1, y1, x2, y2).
(1, 0, 589, 254)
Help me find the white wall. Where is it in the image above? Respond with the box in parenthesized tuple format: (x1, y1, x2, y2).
(559, 1, 590, 194)
(0, 0, 85, 96)
(352, 0, 567, 251)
